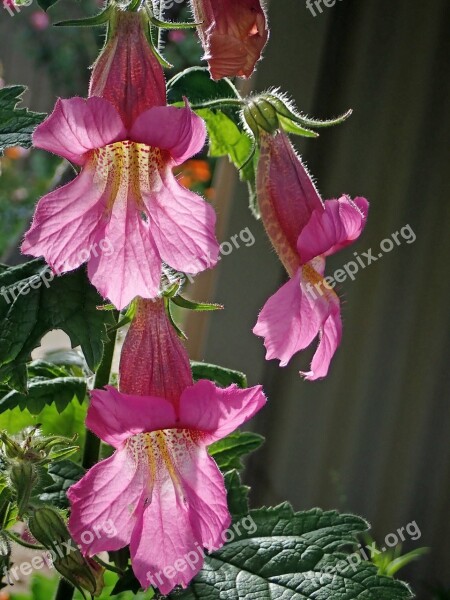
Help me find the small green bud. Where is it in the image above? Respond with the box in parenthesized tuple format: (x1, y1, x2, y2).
(28, 507, 104, 597)
(9, 461, 38, 517)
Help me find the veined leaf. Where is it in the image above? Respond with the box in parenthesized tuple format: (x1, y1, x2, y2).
(0, 86, 45, 154)
(171, 505, 413, 600)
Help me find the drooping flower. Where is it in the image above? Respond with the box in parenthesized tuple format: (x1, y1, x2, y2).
(190, 0, 269, 80)
(68, 299, 266, 594)
(253, 130, 368, 380)
(21, 11, 219, 310)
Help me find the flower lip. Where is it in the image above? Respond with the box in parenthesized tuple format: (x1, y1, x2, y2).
(32, 96, 206, 168)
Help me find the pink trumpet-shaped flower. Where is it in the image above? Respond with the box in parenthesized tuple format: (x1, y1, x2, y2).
(68, 299, 266, 594)
(191, 0, 269, 80)
(253, 131, 369, 380)
(21, 11, 219, 310)
(21, 97, 217, 310)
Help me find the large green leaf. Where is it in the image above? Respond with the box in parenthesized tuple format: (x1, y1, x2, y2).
(0, 86, 45, 154)
(209, 431, 264, 472)
(0, 260, 114, 391)
(0, 376, 86, 415)
(171, 505, 413, 600)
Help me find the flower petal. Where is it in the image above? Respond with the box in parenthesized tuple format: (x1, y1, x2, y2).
(178, 379, 266, 444)
(67, 450, 144, 555)
(33, 97, 126, 165)
(130, 441, 230, 594)
(253, 270, 321, 367)
(87, 386, 177, 449)
(300, 303, 342, 381)
(21, 162, 108, 274)
(297, 195, 369, 264)
(129, 103, 206, 165)
(87, 188, 162, 310)
(143, 170, 219, 275)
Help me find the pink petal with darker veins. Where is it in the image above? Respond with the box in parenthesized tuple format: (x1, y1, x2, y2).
(86, 386, 177, 449)
(144, 170, 219, 275)
(67, 450, 145, 555)
(178, 379, 266, 444)
(253, 267, 342, 379)
(33, 97, 126, 165)
(129, 103, 206, 165)
(21, 162, 108, 274)
(87, 184, 162, 310)
(297, 195, 369, 264)
(129, 440, 230, 594)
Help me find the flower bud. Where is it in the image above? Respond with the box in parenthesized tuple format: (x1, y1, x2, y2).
(190, 0, 269, 80)
(119, 298, 193, 408)
(9, 461, 38, 517)
(89, 9, 166, 128)
(28, 506, 104, 597)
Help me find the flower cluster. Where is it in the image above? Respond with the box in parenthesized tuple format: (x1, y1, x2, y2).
(21, 2, 368, 594)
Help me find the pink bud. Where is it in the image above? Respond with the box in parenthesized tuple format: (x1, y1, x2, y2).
(191, 0, 269, 80)
(89, 11, 166, 129)
(119, 298, 193, 408)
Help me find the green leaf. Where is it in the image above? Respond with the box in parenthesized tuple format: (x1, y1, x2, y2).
(167, 67, 240, 107)
(0, 376, 87, 415)
(39, 459, 85, 508)
(197, 108, 253, 172)
(224, 470, 250, 520)
(54, 5, 113, 27)
(0, 86, 45, 154)
(171, 295, 223, 312)
(191, 362, 247, 388)
(0, 260, 114, 391)
(171, 505, 413, 600)
(209, 431, 264, 471)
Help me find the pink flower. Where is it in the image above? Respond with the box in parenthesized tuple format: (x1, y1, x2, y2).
(21, 97, 217, 310)
(68, 299, 266, 594)
(191, 0, 269, 80)
(21, 10, 219, 310)
(253, 131, 368, 380)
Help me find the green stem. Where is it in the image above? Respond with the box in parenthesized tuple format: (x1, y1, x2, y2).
(54, 311, 119, 600)
(94, 555, 125, 576)
(82, 310, 119, 470)
(190, 98, 245, 110)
